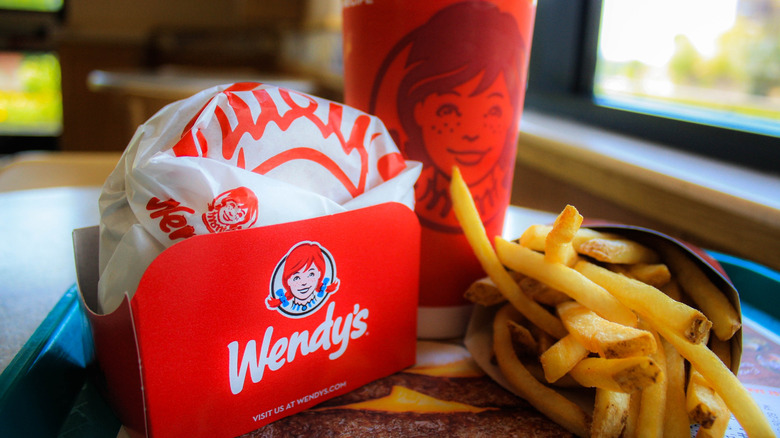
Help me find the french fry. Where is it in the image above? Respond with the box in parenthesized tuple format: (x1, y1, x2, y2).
(495, 237, 638, 327)
(662, 337, 691, 438)
(606, 261, 671, 289)
(557, 301, 656, 359)
(710, 337, 733, 370)
(687, 360, 732, 438)
(568, 356, 661, 393)
(575, 260, 712, 344)
(635, 324, 667, 438)
(577, 235, 660, 264)
(605, 262, 633, 277)
(450, 167, 567, 339)
(521, 225, 660, 264)
(544, 205, 582, 266)
(661, 245, 741, 341)
(697, 395, 730, 438)
(529, 324, 557, 355)
(698, 415, 730, 438)
(521, 359, 581, 388)
(519, 224, 554, 249)
(464, 276, 508, 306)
(623, 391, 642, 438)
(591, 389, 631, 438)
(493, 304, 591, 437)
(539, 334, 589, 383)
(518, 276, 571, 307)
(687, 369, 724, 429)
(507, 319, 539, 357)
(464, 274, 571, 308)
(632, 263, 671, 287)
(660, 278, 684, 302)
(652, 321, 774, 437)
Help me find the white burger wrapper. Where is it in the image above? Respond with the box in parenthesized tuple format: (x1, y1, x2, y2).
(98, 82, 421, 314)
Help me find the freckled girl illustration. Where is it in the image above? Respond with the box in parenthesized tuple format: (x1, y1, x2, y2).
(267, 242, 339, 315)
(202, 187, 259, 233)
(369, 1, 526, 233)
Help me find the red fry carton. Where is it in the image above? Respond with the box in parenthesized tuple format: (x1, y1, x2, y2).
(74, 205, 419, 437)
(74, 82, 422, 437)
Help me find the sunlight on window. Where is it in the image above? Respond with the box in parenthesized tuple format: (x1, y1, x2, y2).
(594, 0, 780, 137)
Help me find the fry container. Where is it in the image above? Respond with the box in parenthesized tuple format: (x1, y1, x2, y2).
(464, 224, 743, 411)
(343, 0, 538, 338)
(587, 224, 742, 372)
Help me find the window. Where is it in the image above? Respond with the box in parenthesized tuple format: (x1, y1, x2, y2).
(0, 0, 62, 12)
(0, 51, 62, 136)
(0, 0, 64, 152)
(525, 0, 778, 174)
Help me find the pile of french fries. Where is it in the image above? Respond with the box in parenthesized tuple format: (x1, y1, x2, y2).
(449, 167, 774, 438)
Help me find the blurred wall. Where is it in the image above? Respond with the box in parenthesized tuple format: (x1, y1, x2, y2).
(58, 0, 305, 151)
(65, 0, 239, 40)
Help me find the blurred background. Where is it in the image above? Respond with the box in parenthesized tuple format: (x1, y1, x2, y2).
(0, 0, 777, 168)
(0, 0, 343, 153)
(0, 0, 778, 281)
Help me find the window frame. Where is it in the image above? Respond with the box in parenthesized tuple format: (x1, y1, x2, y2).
(524, 0, 778, 174)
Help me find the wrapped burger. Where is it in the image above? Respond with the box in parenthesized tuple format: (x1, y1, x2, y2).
(98, 82, 421, 314)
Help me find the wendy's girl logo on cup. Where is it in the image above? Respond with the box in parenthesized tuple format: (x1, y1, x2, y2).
(367, 2, 526, 234)
(266, 241, 340, 317)
(344, 0, 537, 338)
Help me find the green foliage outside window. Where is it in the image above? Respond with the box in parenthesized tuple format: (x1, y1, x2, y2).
(595, 0, 780, 135)
(0, 0, 63, 12)
(0, 53, 63, 135)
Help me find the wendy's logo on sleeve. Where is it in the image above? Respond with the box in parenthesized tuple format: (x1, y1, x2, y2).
(266, 242, 339, 318)
(146, 196, 196, 241)
(203, 187, 259, 233)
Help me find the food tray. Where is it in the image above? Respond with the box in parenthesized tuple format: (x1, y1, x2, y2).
(1, 252, 778, 437)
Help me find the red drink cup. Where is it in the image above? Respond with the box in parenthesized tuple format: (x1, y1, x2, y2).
(343, 0, 537, 338)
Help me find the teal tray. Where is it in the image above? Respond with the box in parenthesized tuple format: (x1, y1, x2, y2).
(0, 287, 120, 437)
(709, 250, 780, 333)
(1, 252, 778, 437)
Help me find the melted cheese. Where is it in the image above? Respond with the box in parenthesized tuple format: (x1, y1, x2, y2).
(405, 359, 484, 377)
(321, 385, 494, 414)
(409, 341, 484, 377)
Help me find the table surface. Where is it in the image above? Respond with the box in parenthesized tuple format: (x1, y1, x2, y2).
(87, 69, 317, 100)
(0, 185, 555, 375)
(0, 187, 101, 373)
